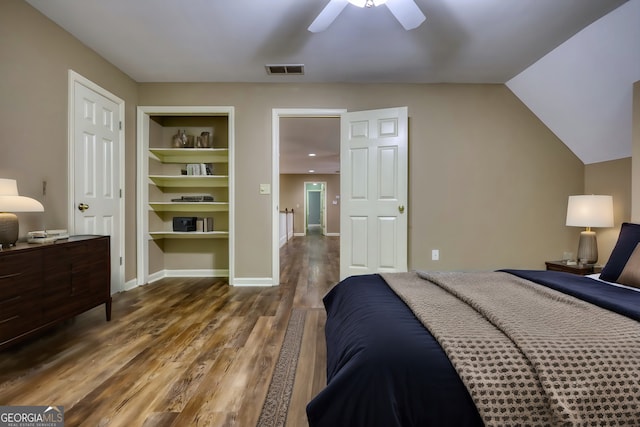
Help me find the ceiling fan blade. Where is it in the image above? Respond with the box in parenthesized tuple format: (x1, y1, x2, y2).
(308, 0, 349, 33)
(384, 0, 426, 30)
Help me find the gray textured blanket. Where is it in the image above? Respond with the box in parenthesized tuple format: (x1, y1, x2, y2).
(381, 271, 640, 426)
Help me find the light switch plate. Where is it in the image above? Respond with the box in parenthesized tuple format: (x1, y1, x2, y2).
(259, 183, 271, 195)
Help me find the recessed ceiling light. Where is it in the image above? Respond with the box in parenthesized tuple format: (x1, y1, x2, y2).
(309, 169, 315, 173)
(308, 153, 316, 157)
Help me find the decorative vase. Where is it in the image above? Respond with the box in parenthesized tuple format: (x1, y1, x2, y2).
(200, 131, 213, 148)
(172, 129, 188, 148)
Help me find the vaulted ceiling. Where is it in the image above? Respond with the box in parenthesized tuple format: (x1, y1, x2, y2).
(26, 0, 639, 171)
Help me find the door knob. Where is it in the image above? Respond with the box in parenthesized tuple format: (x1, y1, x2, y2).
(78, 203, 89, 212)
(398, 205, 405, 213)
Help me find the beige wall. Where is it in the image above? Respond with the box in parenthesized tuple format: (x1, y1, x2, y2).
(5, 0, 608, 284)
(633, 81, 640, 222)
(0, 0, 138, 280)
(139, 82, 584, 275)
(280, 174, 340, 235)
(585, 158, 631, 264)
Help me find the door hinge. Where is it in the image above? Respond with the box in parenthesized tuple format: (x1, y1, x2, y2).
(120, 256, 123, 266)
(119, 121, 122, 130)
(119, 188, 122, 198)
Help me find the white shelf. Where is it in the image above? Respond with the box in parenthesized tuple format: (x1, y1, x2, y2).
(148, 175, 228, 188)
(149, 231, 229, 239)
(149, 148, 229, 163)
(149, 202, 229, 213)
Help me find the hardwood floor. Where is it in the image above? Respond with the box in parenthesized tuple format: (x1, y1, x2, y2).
(0, 234, 339, 427)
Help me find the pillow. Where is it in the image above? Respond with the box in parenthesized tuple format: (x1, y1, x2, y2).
(600, 223, 640, 283)
(617, 243, 640, 288)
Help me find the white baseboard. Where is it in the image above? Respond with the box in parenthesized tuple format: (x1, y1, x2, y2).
(126, 272, 277, 289)
(292, 232, 339, 237)
(147, 270, 166, 284)
(147, 269, 229, 284)
(231, 277, 276, 287)
(123, 278, 139, 292)
(164, 269, 229, 278)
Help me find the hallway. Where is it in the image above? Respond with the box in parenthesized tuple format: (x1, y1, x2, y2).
(280, 231, 339, 310)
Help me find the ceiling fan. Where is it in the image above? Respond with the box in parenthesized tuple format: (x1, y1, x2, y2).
(308, 0, 426, 33)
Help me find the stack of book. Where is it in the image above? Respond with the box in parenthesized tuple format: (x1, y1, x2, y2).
(27, 229, 69, 244)
(196, 217, 214, 232)
(185, 163, 213, 175)
(171, 195, 214, 202)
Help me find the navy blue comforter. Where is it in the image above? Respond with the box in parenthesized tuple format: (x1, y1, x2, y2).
(306, 270, 640, 427)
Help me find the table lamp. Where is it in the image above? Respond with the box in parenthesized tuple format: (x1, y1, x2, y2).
(565, 195, 613, 264)
(0, 178, 44, 247)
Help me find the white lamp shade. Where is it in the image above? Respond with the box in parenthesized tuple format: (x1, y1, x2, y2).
(0, 179, 44, 212)
(566, 195, 613, 228)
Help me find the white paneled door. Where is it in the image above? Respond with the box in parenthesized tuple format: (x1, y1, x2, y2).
(340, 107, 408, 280)
(72, 78, 123, 292)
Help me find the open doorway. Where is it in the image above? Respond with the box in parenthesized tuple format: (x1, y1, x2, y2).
(272, 109, 345, 286)
(305, 182, 326, 235)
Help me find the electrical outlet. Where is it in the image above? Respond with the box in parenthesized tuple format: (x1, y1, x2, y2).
(432, 249, 440, 261)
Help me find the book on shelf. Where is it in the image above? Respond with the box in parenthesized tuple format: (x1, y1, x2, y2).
(170, 195, 214, 202)
(185, 163, 213, 175)
(196, 217, 214, 232)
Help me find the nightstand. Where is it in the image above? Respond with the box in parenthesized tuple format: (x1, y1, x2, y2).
(545, 260, 602, 276)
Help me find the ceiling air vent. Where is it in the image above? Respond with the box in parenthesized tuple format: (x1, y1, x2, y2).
(266, 64, 305, 75)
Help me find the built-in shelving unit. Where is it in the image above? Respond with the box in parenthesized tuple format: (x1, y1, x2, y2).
(137, 106, 234, 285)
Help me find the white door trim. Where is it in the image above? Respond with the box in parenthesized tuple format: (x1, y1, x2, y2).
(67, 70, 126, 293)
(272, 108, 346, 286)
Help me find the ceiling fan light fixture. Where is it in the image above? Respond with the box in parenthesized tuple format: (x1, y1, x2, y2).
(309, 0, 424, 33)
(347, 0, 367, 7)
(347, 0, 387, 7)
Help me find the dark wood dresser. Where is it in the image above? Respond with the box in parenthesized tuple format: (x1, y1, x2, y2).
(0, 235, 111, 350)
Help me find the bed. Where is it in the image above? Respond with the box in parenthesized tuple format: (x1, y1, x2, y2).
(306, 223, 640, 426)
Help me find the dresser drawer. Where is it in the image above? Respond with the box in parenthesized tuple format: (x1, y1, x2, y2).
(0, 251, 43, 299)
(0, 290, 41, 343)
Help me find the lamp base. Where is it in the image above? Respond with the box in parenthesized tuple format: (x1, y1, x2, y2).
(0, 212, 19, 248)
(577, 230, 598, 264)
